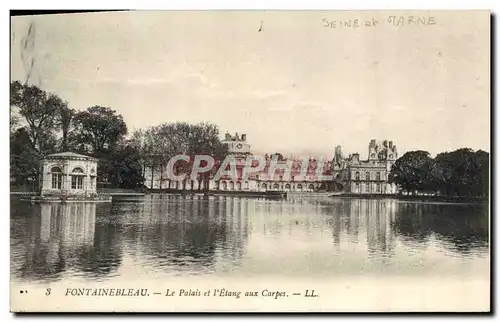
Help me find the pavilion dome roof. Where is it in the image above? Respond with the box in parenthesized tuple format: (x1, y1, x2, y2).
(45, 152, 97, 160)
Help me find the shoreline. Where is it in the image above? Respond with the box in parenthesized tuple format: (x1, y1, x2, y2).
(337, 193, 488, 204)
(10, 190, 488, 204)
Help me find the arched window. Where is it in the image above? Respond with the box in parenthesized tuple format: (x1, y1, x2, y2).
(72, 167, 85, 174)
(297, 184, 303, 191)
(71, 167, 85, 190)
(273, 183, 280, 190)
(284, 184, 291, 191)
(244, 182, 249, 190)
(355, 172, 360, 181)
(366, 172, 370, 181)
(51, 167, 62, 189)
(221, 181, 227, 190)
(308, 184, 315, 191)
(236, 181, 242, 190)
(261, 183, 267, 190)
(229, 181, 235, 190)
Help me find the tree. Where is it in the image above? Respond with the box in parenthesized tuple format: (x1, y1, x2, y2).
(10, 81, 63, 153)
(389, 148, 489, 198)
(432, 148, 489, 197)
(389, 150, 433, 195)
(10, 113, 19, 136)
(10, 128, 41, 187)
(138, 122, 229, 189)
(58, 104, 75, 151)
(72, 105, 128, 157)
(106, 142, 144, 189)
(475, 150, 489, 197)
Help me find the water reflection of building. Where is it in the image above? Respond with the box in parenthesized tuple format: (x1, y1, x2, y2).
(217, 196, 251, 265)
(347, 199, 397, 258)
(13, 202, 99, 282)
(41, 203, 96, 245)
(40, 203, 96, 269)
(134, 195, 250, 273)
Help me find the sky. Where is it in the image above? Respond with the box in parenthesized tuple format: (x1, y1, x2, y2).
(10, 10, 490, 159)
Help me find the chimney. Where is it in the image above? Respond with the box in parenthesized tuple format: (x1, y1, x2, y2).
(389, 141, 393, 148)
(383, 140, 388, 147)
(352, 153, 360, 162)
(370, 139, 376, 147)
(335, 145, 343, 160)
(241, 134, 246, 141)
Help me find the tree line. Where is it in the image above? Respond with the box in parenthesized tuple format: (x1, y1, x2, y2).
(129, 122, 229, 189)
(10, 82, 490, 196)
(388, 149, 489, 198)
(10, 81, 227, 190)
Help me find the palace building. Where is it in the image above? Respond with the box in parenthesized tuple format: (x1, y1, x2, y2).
(142, 134, 399, 194)
(340, 140, 399, 194)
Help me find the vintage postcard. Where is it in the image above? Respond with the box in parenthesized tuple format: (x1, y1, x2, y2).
(9, 10, 490, 312)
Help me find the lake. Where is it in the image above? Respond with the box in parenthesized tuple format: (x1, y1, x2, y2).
(10, 195, 490, 311)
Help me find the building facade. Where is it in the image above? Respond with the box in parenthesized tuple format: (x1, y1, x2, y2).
(342, 140, 399, 194)
(143, 133, 329, 192)
(39, 152, 98, 197)
(142, 135, 399, 194)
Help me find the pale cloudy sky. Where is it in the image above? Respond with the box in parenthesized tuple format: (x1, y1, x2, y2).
(10, 10, 490, 158)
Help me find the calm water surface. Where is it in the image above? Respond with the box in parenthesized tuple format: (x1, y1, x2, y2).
(10, 195, 489, 284)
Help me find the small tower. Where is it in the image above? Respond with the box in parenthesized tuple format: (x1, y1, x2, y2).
(387, 141, 398, 161)
(334, 145, 343, 161)
(222, 132, 251, 155)
(368, 139, 378, 161)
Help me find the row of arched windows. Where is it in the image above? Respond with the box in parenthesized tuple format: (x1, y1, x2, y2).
(354, 171, 382, 181)
(259, 182, 314, 191)
(50, 166, 93, 190)
(354, 182, 382, 193)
